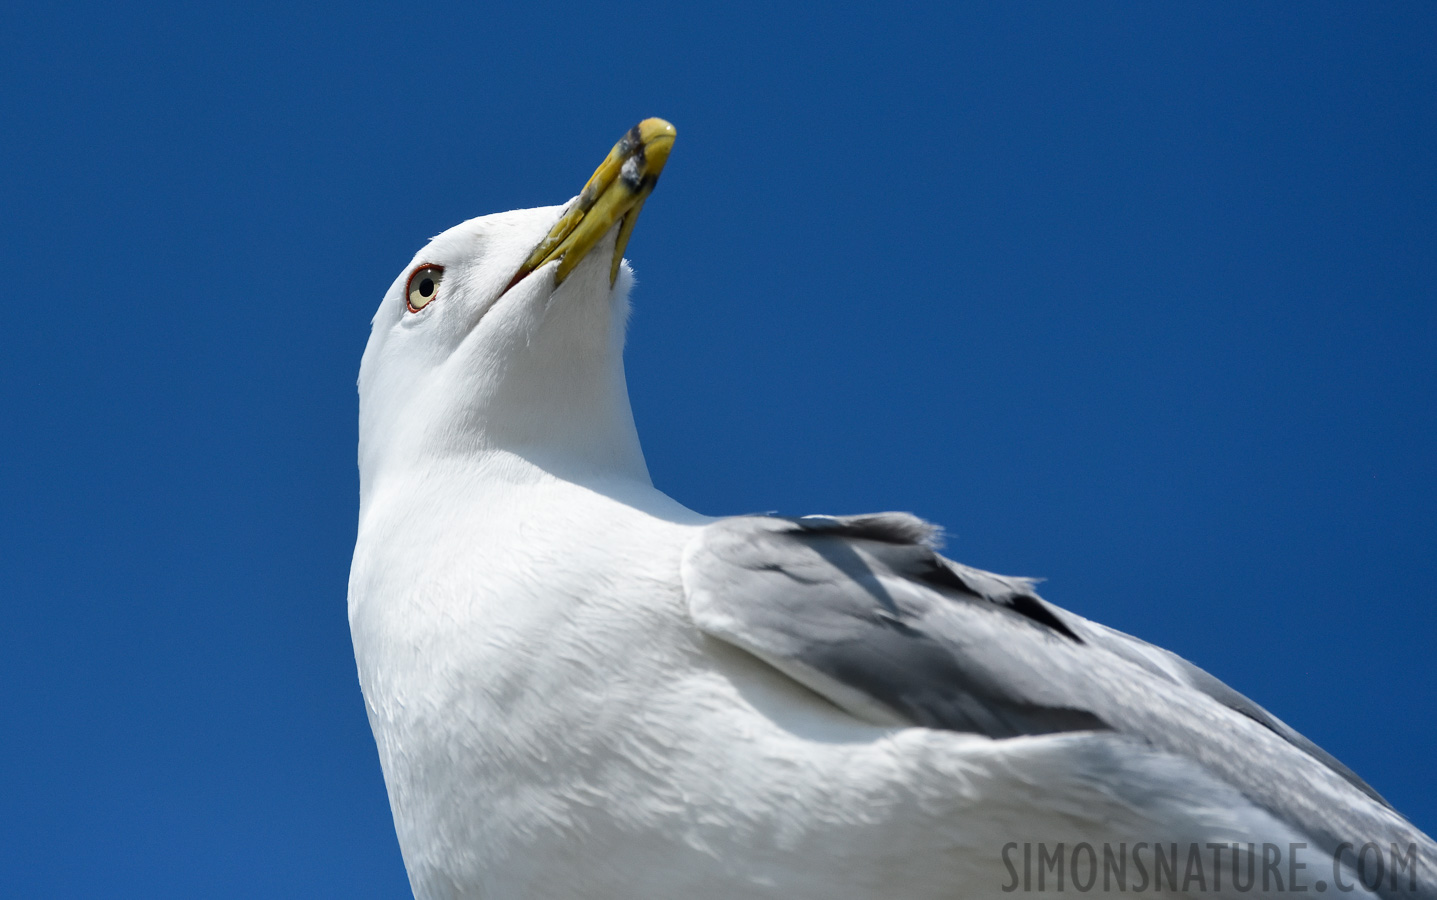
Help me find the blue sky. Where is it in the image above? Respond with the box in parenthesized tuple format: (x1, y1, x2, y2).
(2, 2, 1432, 896)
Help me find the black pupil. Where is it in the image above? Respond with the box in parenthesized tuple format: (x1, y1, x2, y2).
(419, 278, 434, 297)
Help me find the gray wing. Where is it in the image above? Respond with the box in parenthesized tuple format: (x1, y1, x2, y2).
(682, 512, 1434, 889)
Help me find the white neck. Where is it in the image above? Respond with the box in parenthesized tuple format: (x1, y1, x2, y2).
(358, 265, 652, 513)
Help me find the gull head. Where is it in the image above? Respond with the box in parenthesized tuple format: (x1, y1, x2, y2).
(357, 120, 676, 498)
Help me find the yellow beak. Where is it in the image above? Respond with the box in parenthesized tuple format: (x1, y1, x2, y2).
(508, 118, 677, 291)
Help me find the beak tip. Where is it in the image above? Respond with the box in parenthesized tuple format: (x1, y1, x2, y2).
(638, 118, 677, 167)
(639, 117, 677, 139)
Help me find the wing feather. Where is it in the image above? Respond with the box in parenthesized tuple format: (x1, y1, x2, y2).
(681, 512, 1432, 888)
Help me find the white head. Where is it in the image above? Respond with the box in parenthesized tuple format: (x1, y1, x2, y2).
(357, 120, 676, 505)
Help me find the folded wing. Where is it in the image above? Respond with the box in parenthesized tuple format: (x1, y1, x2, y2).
(681, 512, 1432, 887)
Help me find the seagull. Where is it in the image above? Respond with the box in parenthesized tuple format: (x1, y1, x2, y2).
(349, 119, 1433, 899)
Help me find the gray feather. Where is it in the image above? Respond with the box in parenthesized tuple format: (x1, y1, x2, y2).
(681, 513, 1434, 898)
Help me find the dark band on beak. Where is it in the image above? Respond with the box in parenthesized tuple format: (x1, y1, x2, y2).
(506, 118, 676, 293)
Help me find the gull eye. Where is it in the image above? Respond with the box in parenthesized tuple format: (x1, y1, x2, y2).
(406, 265, 444, 312)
